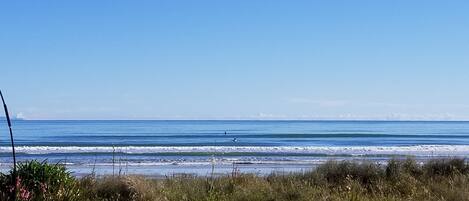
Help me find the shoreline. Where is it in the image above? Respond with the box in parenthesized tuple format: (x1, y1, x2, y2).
(1, 155, 460, 178)
(2, 144, 468, 177)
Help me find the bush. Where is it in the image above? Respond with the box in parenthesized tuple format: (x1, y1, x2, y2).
(386, 158, 422, 180)
(315, 161, 384, 187)
(423, 158, 468, 177)
(80, 175, 162, 201)
(0, 160, 81, 201)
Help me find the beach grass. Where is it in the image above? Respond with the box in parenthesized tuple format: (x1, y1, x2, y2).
(2, 158, 469, 201)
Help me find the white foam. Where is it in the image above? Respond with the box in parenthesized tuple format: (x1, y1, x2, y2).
(1, 145, 469, 156)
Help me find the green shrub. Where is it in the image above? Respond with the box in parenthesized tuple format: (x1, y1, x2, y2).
(423, 158, 468, 177)
(386, 158, 422, 180)
(80, 175, 163, 201)
(315, 161, 384, 187)
(0, 160, 81, 201)
(0, 172, 14, 200)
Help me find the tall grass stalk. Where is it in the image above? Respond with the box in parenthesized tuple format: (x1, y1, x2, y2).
(0, 90, 17, 201)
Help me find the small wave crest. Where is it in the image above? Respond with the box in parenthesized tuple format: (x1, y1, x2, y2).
(1, 145, 469, 156)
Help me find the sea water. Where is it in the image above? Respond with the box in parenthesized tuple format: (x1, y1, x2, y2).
(1, 120, 469, 176)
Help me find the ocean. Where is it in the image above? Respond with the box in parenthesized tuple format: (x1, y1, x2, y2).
(1, 120, 469, 176)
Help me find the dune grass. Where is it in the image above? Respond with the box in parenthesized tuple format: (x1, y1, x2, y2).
(2, 158, 469, 201)
(78, 158, 469, 201)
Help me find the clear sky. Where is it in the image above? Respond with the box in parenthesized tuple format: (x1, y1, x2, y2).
(1, 0, 469, 120)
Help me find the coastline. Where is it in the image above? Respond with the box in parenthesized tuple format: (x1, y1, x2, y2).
(0, 154, 460, 177)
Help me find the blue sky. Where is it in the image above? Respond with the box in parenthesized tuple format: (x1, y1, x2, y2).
(1, 0, 469, 120)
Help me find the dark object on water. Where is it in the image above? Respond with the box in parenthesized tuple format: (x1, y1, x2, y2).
(0, 90, 17, 201)
(232, 137, 238, 142)
(225, 131, 227, 135)
(233, 161, 253, 165)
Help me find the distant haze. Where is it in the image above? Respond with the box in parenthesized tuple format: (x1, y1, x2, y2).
(1, 1, 469, 120)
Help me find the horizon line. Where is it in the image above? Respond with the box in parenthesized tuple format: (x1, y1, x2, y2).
(7, 119, 469, 122)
